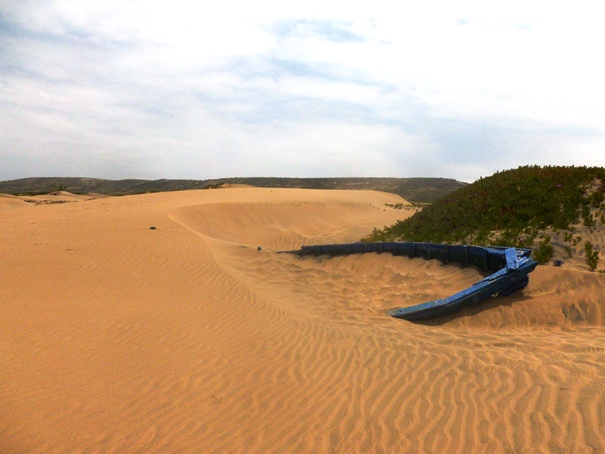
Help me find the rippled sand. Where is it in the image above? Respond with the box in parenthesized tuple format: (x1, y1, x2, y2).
(2, 188, 604, 452)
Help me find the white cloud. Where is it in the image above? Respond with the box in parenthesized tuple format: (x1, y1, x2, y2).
(1, 1, 604, 182)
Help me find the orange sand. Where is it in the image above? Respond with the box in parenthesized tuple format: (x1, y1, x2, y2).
(1, 188, 605, 453)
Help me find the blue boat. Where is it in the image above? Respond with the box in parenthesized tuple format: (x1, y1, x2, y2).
(286, 242, 538, 321)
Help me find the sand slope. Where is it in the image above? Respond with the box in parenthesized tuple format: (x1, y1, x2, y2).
(1, 188, 605, 453)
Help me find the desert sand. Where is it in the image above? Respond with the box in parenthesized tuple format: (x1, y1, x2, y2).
(1, 187, 605, 453)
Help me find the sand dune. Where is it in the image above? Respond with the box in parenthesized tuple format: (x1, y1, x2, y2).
(1, 188, 605, 452)
(0, 194, 29, 209)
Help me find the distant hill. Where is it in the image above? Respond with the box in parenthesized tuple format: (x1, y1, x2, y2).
(365, 165, 605, 256)
(0, 177, 466, 203)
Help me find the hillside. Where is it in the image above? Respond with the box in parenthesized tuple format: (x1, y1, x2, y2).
(0, 176, 466, 203)
(365, 166, 605, 270)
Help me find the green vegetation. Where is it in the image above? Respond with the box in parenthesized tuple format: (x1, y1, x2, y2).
(590, 190, 604, 207)
(385, 203, 408, 210)
(0, 177, 465, 203)
(534, 235, 555, 264)
(52, 182, 67, 191)
(563, 245, 573, 258)
(584, 241, 600, 271)
(364, 166, 605, 253)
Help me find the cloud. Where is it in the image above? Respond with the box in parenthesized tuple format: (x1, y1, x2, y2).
(1, 1, 604, 183)
(270, 19, 366, 43)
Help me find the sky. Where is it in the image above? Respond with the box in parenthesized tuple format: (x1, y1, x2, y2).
(1, 1, 604, 183)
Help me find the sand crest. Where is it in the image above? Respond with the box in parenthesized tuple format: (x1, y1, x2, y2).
(1, 187, 604, 452)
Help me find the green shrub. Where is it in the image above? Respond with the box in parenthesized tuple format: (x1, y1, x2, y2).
(582, 205, 596, 227)
(362, 227, 389, 242)
(590, 190, 604, 208)
(585, 241, 600, 271)
(534, 236, 554, 264)
(367, 166, 605, 244)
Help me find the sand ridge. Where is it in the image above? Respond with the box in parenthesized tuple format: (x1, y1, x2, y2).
(1, 187, 605, 452)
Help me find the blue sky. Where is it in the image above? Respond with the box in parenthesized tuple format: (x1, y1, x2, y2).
(1, 1, 604, 182)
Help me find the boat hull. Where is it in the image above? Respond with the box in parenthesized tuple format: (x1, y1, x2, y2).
(286, 242, 538, 321)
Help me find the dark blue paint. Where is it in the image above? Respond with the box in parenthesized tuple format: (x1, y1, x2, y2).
(289, 242, 538, 321)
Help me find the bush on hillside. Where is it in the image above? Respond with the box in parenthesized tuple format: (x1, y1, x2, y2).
(585, 241, 600, 271)
(534, 236, 555, 264)
(364, 166, 605, 251)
